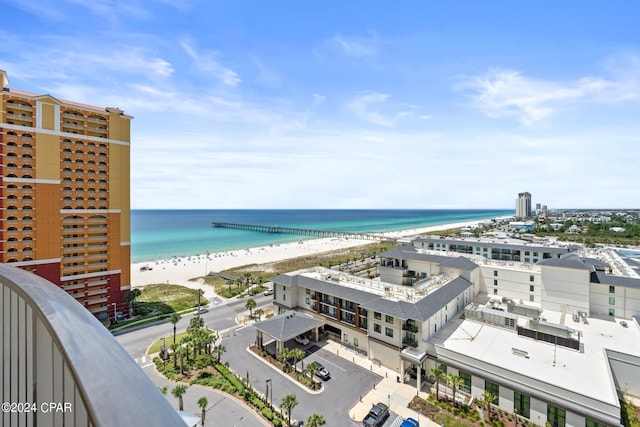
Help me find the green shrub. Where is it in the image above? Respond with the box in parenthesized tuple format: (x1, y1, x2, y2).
(262, 407, 273, 420)
(272, 418, 282, 426)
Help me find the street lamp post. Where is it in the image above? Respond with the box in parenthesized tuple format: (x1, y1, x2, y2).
(266, 379, 272, 410)
(111, 302, 117, 322)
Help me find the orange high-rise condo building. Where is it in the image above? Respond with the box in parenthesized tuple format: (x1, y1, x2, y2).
(0, 70, 131, 322)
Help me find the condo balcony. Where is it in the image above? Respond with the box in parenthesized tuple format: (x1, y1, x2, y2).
(402, 321, 419, 333)
(402, 337, 419, 348)
(0, 265, 184, 426)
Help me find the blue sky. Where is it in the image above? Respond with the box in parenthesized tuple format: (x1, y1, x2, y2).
(2, 0, 639, 209)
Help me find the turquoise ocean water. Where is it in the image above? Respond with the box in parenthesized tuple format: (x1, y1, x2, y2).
(130, 209, 513, 263)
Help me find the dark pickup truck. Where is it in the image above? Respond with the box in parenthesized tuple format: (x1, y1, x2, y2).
(362, 402, 389, 427)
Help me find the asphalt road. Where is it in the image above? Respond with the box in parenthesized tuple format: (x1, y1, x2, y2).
(115, 293, 387, 426)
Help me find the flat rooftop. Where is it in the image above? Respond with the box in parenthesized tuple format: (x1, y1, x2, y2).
(432, 299, 640, 409)
(297, 267, 452, 303)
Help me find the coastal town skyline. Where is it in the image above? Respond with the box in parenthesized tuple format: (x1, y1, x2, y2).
(2, 1, 639, 209)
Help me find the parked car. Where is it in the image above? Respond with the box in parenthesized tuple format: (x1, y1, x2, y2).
(400, 417, 419, 427)
(294, 335, 309, 345)
(195, 307, 208, 314)
(362, 403, 389, 427)
(264, 288, 274, 296)
(314, 362, 331, 380)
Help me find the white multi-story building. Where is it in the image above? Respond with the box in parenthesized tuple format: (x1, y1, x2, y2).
(269, 237, 640, 427)
(516, 191, 532, 219)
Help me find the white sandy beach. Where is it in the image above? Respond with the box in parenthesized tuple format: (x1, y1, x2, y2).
(130, 219, 494, 299)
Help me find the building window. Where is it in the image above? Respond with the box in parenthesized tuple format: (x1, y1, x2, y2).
(609, 297, 615, 305)
(493, 270, 498, 277)
(283, 293, 286, 301)
(514, 392, 530, 419)
(483, 248, 488, 252)
(305, 288, 310, 294)
(533, 252, 538, 257)
(609, 308, 615, 317)
(529, 295, 535, 302)
(585, 419, 607, 427)
(494, 279, 498, 286)
(354, 338, 359, 347)
(485, 381, 499, 405)
(609, 285, 615, 294)
(374, 312, 381, 320)
(305, 298, 310, 305)
(436, 363, 447, 373)
(374, 323, 381, 333)
(385, 327, 393, 338)
(529, 275, 534, 282)
(385, 315, 394, 324)
(547, 404, 566, 427)
(459, 370, 471, 393)
(343, 334, 348, 343)
(529, 285, 534, 292)
(493, 288, 498, 295)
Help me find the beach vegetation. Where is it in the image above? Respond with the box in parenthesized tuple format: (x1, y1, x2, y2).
(135, 284, 205, 315)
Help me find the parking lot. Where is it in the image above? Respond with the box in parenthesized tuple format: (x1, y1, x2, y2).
(222, 324, 394, 426)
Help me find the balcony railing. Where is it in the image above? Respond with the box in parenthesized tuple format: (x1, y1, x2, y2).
(0, 265, 185, 426)
(402, 338, 418, 348)
(402, 322, 419, 333)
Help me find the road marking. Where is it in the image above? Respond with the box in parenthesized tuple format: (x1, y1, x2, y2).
(315, 356, 347, 372)
(141, 363, 153, 369)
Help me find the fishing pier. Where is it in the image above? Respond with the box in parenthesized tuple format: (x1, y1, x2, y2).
(211, 222, 385, 241)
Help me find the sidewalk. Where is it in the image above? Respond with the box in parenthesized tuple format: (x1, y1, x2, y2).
(319, 341, 439, 427)
(236, 309, 439, 427)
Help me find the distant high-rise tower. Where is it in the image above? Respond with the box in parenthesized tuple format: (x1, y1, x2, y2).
(515, 192, 532, 219)
(0, 70, 131, 321)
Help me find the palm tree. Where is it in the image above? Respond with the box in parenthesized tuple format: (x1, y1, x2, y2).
(306, 361, 319, 382)
(290, 348, 305, 372)
(429, 367, 446, 401)
(226, 280, 234, 294)
(447, 374, 464, 406)
(254, 308, 264, 322)
(170, 343, 179, 369)
(188, 316, 204, 333)
(176, 346, 187, 375)
(280, 393, 298, 427)
(124, 288, 141, 315)
(212, 344, 226, 363)
(197, 396, 208, 426)
(169, 312, 181, 344)
(278, 348, 291, 372)
(306, 412, 326, 427)
(171, 384, 188, 411)
(479, 391, 498, 420)
(245, 298, 256, 318)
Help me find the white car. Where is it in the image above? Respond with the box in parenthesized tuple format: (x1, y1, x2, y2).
(294, 335, 309, 345)
(195, 307, 209, 314)
(264, 288, 274, 296)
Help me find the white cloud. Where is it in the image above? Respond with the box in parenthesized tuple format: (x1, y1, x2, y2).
(458, 62, 640, 125)
(332, 33, 377, 57)
(312, 93, 326, 106)
(181, 40, 240, 86)
(345, 92, 419, 127)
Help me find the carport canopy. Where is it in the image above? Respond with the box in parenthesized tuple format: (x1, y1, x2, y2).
(254, 310, 324, 343)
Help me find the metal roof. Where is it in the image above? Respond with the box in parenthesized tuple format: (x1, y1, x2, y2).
(590, 271, 640, 289)
(253, 310, 324, 341)
(439, 256, 479, 271)
(361, 276, 472, 321)
(537, 254, 593, 270)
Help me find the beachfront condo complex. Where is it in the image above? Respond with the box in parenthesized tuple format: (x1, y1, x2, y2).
(0, 70, 131, 322)
(270, 236, 640, 426)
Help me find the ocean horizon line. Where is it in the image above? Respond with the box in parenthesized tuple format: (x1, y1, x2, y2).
(130, 209, 514, 263)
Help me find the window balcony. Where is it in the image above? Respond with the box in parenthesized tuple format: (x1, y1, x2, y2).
(402, 321, 419, 333)
(402, 337, 418, 348)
